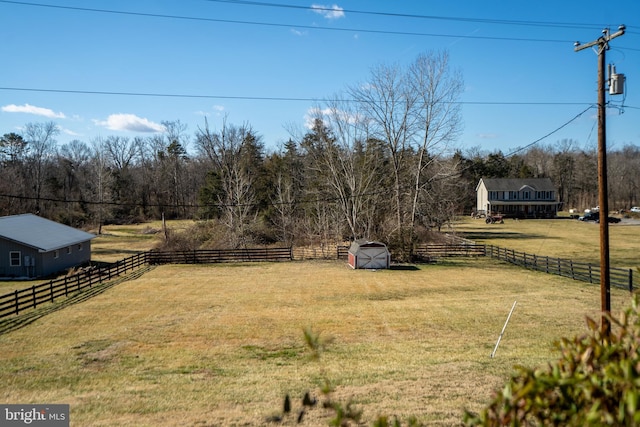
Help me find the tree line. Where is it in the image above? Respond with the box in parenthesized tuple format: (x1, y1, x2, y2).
(1, 51, 638, 259)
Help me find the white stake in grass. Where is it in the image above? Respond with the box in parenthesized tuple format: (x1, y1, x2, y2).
(490, 301, 517, 358)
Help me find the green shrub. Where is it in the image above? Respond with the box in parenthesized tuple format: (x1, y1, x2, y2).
(465, 296, 640, 426)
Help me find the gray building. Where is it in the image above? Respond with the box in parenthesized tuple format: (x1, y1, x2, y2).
(0, 214, 95, 278)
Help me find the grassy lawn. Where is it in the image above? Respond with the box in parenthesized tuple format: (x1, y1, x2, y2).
(1, 217, 638, 425)
(88, 220, 195, 264)
(452, 216, 640, 270)
(0, 259, 634, 426)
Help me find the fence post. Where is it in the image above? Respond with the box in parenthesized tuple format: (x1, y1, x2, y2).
(14, 290, 19, 315)
(50, 281, 54, 303)
(32, 285, 36, 309)
(588, 265, 593, 284)
(629, 269, 634, 293)
(570, 260, 575, 280)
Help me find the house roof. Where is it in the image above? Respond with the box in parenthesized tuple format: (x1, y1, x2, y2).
(0, 214, 95, 252)
(478, 178, 556, 192)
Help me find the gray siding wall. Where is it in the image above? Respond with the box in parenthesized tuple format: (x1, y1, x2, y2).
(0, 239, 92, 278)
(39, 241, 92, 277)
(0, 240, 40, 278)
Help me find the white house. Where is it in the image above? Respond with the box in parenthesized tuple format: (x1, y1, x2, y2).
(475, 178, 559, 219)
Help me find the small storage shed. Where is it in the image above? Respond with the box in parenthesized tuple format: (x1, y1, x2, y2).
(348, 240, 390, 269)
(0, 213, 95, 278)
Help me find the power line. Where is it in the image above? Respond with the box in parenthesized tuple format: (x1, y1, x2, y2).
(0, 0, 574, 44)
(0, 86, 596, 107)
(0, 87, 319, 102)
(201, 0, 623, 32)
(505, 105, 594, 157)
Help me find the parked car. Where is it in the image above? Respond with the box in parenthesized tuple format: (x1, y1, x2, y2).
(578, 212, 621, 223)
(579, 212, 599, 221)
(631, 207, 640, 213)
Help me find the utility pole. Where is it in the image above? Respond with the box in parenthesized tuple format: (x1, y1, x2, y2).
(574, 26, 625, 338)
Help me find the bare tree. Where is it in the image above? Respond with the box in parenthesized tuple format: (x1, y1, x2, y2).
(56, 139, 92, 223)
(407, 51, 464, 231)
(349, 50, 464, 258)
(0, 133, 29, 214)
(349, 62, 416, 254)
(309, 97, 387, 241)
(88, 138, 114, 234)
(265, 140, 303, 245)
(608, 144, 640, 209)
(23, 122, 59, 214)
(551, 139, 578, 209)
(195, 118, 260, 246)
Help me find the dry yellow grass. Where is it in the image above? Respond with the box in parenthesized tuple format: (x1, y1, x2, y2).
(89, 220, 196, 263)
(0, 259, 633, 426)
(452, 216, 640, 269)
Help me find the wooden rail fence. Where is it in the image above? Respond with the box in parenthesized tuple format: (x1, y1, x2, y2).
(414, 243, 487, 259)
(0, 252, 147, 319)
(486, 245, 635, 291)
(147, 247, 292, 264)
(0, 248, 291, 319)
(1, 244, 635, 320)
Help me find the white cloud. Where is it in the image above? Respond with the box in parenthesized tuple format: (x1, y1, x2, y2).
(291, 28, 308, 36)
(311, 4, 345, 20)
(304, 107, 331, 129)
(60, 127, 81, 137)
(196, 105, 225, 117)
(304, 106, 363, 130)
(1, 103, 66, 119)
(94, 113, 165, 133)
(477, 133, 499, 139)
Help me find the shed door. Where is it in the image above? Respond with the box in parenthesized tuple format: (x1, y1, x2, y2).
(357, 248, 388, 269)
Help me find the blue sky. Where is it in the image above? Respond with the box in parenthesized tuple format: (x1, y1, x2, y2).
(1, 0, 639, 155)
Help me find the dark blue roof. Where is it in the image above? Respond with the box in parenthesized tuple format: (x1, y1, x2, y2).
(0, 214, 95, 252)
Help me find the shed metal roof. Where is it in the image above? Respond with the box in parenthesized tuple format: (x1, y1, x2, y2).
(0, 214, 95, 252)
(348, 239, 388, 253)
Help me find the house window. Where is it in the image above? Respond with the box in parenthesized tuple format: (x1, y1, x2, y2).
(77, 243, 83, 251)
(53, 250, 59, 259)
(10, 251, 21, 267)
(66, 246, 71, 255)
